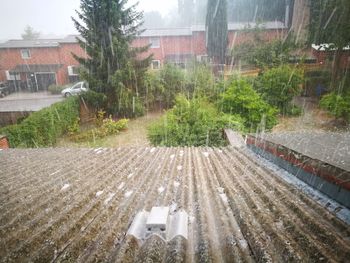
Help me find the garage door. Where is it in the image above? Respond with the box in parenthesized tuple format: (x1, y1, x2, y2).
(35, 73, 56, 91)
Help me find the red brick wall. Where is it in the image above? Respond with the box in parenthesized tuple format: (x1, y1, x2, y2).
(0, 29, 286, 84)
(312, 49, 350, 69)
(0, 136, 9, 149)
(0, 44, 86, 85)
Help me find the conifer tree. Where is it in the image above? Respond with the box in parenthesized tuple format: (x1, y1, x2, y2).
(72, 0, 151, 114)
(206, 0, 228, 65)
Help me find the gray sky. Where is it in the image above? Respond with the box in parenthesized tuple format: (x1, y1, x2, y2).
(0, 0, 177, 40)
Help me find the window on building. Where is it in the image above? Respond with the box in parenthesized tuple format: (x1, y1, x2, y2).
(151, 60, 161, 70)
(5, 70, 21, 81)
(149, 37, 160, 48)
(68, 65, 80, 76)
(20, 49, 31, 59)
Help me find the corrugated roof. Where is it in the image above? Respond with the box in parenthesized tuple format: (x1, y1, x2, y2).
(0, 146, 349, 262)
(0, 39, 60, 48)
(141, 28, 192, 37)
(141, 21, 286, 37)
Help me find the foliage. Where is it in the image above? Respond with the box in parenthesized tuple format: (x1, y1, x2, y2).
(72, 0, 151, 115)
(48, 84, 65, 94)
(80, 90, 107, 111)
(143, 62, 219, 110)
(320, 92, 350, 122)
(159, 64, 186, 107)
(68, 117, 81, 135)
(206, 0, 228, 64)
(70, 118, 128, 142)
(0, 98, 79, 147)
(232, 28, 297, 68)
(148, 95, 243, 146)
(255, 65, 304, 113)
(21, 25, 40, 40)
(219, 78, 278, 131)
(143, 70, 165, 109)
(309, 0, 350, 87)
(102, 117, 128, 134)
(185, 62, 217, 100)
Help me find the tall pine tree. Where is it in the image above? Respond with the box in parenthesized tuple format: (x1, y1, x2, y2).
(206, 0, 228, 65)
(72, 0, 151, 115)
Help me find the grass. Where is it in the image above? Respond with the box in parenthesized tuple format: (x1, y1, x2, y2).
(56, 111, 162, 148)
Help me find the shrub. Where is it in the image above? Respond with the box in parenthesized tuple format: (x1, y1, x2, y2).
(80, 90, 107, 111)
(70, 118, 128, 142)
(0, 97, 79, 147)
(48, 84, 65, 94)
(185, 62, 217, 100)
(147, 95, 244, 147)
(255, 65, 304, 113)
(219, 78, 278, 131)
(320, 92, 350, 122)
(159, 64, 186, 108)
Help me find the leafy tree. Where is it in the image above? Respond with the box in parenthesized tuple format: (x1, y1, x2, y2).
(309, 0, 350, 89)
(255, 65, 304, 113)
(206, 0, 228, 64)
(21, 25, 40, 40)
(219, 78, 278, 131)
(72, 0, 151, 116)
(231, 27, 297, 68)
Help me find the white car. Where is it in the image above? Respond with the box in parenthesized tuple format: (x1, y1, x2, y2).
(61, 81, 88, 97)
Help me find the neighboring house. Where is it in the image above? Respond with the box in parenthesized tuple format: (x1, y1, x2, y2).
(0, 21, 286, 91)
(134, 21, 287, 69)
(0, 35, 85, 92)
(311, 44, 350, 69)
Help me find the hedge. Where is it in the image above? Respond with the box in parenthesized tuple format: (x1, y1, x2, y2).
(0, 97, 79, 148)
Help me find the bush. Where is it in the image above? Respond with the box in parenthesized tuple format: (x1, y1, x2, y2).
(255, 65, 304, 113)
(48, 84, 65, 94)
(80, 90, 107, 110)
(0, 97, 79, 147)
(219, 78, 278, 131)
(185, 62, 217, 100)
(159, 64, 186, 108)
(148, 95, 244, 147)
(70, 118, 128, 142)
(320, 92, 350, 122)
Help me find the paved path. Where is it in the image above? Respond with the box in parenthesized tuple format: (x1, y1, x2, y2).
(0, 92, 63, 112)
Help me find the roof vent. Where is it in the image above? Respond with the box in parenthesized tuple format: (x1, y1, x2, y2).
(127, 206, 188, 242)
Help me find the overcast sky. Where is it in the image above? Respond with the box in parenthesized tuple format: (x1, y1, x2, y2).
(0, 0, 177, 40)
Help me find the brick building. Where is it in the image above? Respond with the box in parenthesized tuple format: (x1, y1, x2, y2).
(0, 35, 85, 92)
(0, 21, 286, 91)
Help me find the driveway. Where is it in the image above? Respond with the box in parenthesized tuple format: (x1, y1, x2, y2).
(0, 92, 63, 112)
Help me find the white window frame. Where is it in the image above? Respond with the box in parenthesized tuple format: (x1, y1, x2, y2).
(149, 37, 160, 48)
(5, 70, 21, 80)
(151, 60, 161, 70)
(68, 65, 79, 76)
(21, 49, 31, 59)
